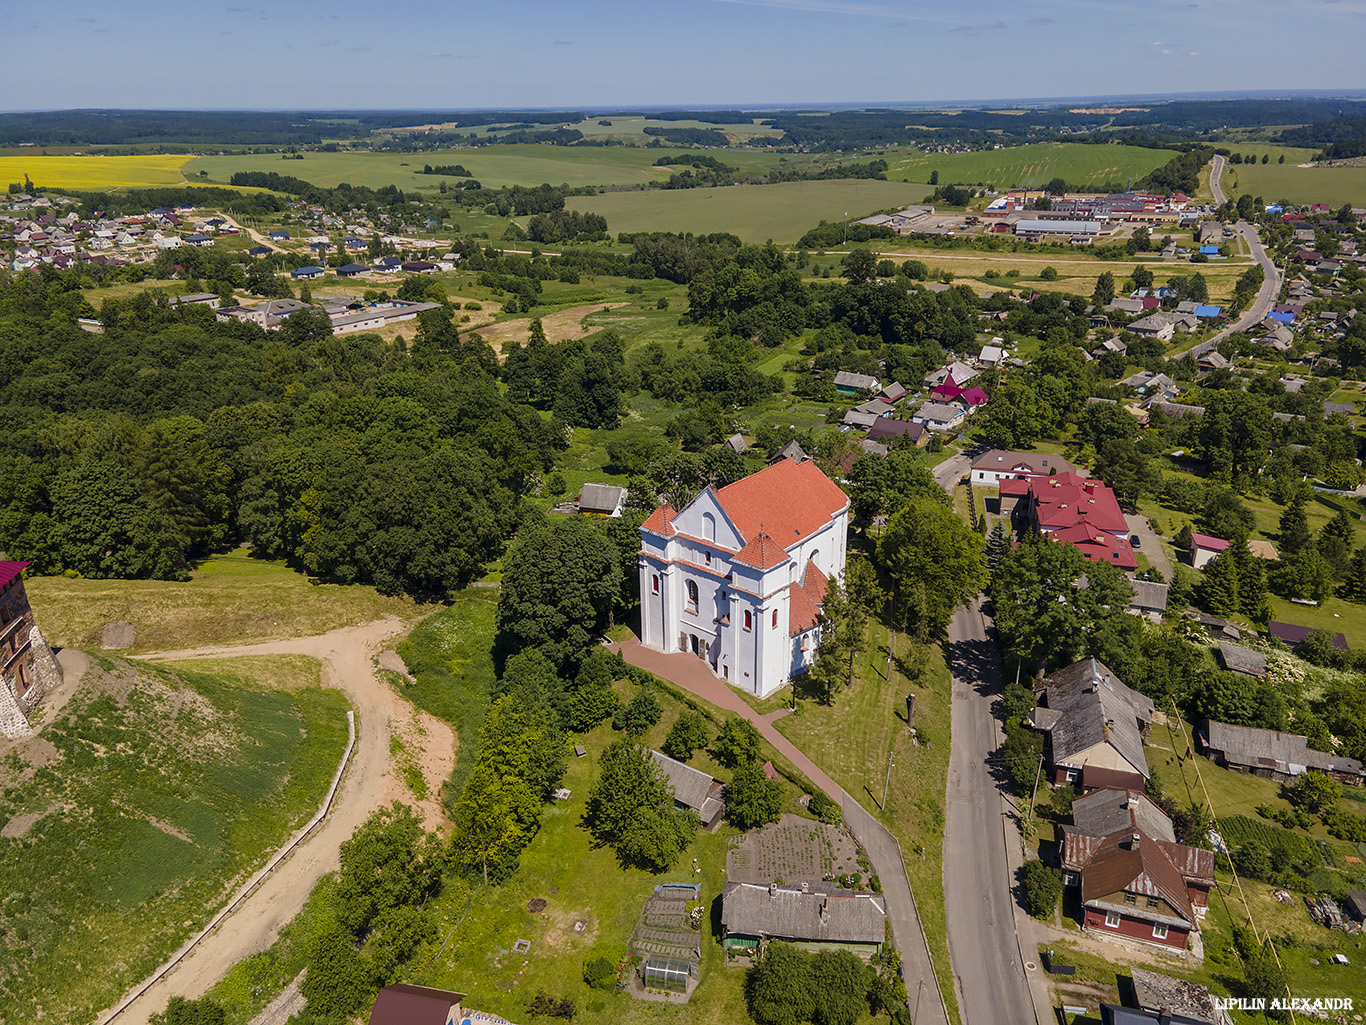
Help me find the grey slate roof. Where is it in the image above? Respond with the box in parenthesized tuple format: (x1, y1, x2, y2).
(1149, 401, 1205, 419)
(1036, 658, 1152, 778)
(1204, 720, 1362, 778)
(1129, 580, 1169, 614)
(578, 483, 626, 515)
(1216, 642, 1268, 677)
(650, 750, 724, 823)
(1072, 787, 1175, 843)
(721, 881, 886, 944)
(833, 370, 879, 391)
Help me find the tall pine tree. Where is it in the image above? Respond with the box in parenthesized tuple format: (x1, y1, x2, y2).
(1197, 548, 1240, 617)
(1278, 498, 1311, 556)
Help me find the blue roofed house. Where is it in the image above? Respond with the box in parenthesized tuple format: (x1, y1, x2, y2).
(291, 265, 325, 280)
(268, 230, 291, 241)
(1198, 245, 1220, 255)
(336, 263, 372, 278)
(1193, 305, 1221, 319)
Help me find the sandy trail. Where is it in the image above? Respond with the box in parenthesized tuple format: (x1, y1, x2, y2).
(102, 615, 454, 1025)
(471, 301, 628, 354)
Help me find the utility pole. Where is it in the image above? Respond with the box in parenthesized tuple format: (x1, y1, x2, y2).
(843, 211, 848, 245)
(912, 978, 924, 1024)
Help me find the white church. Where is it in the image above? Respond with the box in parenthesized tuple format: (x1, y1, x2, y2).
(638, 455, 850, 698)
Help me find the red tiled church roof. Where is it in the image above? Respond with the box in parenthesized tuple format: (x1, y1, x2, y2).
(788, 579, 822, 635)
(734, 529, 788, 570)
(0, 561, 28, 589)
(714, 458, 848, 548)
(802, 561, 829, 605)
(641, 503, 676, 537)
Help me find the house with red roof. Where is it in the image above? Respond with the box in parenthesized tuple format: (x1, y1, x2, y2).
(0, 558, 64, 739)
(1007, 473, 1134, 569)
(1189, 533, 1229, 570)
(639, 458, 850, 698)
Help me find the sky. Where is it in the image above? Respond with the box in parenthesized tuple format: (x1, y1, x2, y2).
(5, 0, 1365, 111)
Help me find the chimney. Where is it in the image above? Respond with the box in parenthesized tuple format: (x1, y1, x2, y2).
(819, 897, 830, 924)
(769, 883, 777, 898)
(1131, 832, 1141, 849)
(801, 882, 809, 894)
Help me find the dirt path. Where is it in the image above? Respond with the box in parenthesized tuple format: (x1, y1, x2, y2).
(470, 302, 628, 354)
(101, 615, 454, 1025)
(215, 212, 278, 252)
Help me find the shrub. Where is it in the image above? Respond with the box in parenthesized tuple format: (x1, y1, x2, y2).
(1020, 860, 1062, 919)
(662, 711, 710, 761)
(583, 955, 617, 990)
(809, 790, 842, 825)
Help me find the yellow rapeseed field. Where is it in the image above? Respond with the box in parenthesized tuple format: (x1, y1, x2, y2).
(0, 154, 192, 191)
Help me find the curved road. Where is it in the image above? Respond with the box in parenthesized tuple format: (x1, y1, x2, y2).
(100, 617, 416, 1025)
(1182, 155, 1281, 358)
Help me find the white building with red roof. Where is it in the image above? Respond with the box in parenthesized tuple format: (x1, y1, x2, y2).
(638, 458, 849, 698)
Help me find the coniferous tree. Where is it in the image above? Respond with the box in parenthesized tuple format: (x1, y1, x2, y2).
(1344, 546, 1366, 603)
(985, 521, 1011, 577)
(1278, 498, 1311, 556)
(1197, 549, 1241, 617)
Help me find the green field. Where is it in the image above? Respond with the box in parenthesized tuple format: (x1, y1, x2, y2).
(565, 179, 932, 242)
(0, 654, 349, 1024)
(188, 145, 803, 194)
(1222, 144, 1366, 208)
(882, 143, 1174, 190)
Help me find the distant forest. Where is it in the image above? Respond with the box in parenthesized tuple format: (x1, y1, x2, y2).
(3, 98, 1364, 150)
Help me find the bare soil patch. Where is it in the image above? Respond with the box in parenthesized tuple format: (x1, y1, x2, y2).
(1, 804, 57, 839)
(472, 302, 628, 354)
(726, 813, 859, 883)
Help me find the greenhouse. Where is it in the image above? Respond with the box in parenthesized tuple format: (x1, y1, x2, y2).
(642, 957, 693, 993)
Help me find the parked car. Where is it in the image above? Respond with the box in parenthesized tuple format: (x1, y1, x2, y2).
(1130, 534, 1142, 548)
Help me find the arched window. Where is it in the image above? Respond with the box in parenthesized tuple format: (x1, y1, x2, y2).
(772, 609, 779, 629)
(743, 610, 752, 631)
(702, 512, 717, 543)
(651, 574, 660, 595)
(686, 580, 699, 610)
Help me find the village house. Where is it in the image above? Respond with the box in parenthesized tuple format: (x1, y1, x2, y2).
(720, 882, 886, 956)
(970, 449, 1077, 485)
(833, 370, 880, 395)
(650, 750, 726, 828)
(0, 560, 64, 740)
(577, 483, 627, 518)
(637, 458, 849, 699)
(1032, 657, 1153, 783)
(1200, 720, 1363, 785)
(367, 984, 466, 1025)
(911, 401, 967, 433)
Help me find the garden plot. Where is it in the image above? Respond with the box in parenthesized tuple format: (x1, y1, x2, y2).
(726, 814, 861, 884)
(629, 883, 702, 965)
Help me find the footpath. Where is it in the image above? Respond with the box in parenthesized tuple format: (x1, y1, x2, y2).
(614, 637, 950, 1025)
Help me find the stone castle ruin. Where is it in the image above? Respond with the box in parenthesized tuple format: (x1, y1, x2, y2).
(0, 558, 63, 739)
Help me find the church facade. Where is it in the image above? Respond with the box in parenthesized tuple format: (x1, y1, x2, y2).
(638, 457, 849, 698)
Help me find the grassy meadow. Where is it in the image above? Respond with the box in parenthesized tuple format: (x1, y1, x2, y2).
(566, 179, 933, 242)
(1221, 144, 1366, 208)
(0, 654, 349, 1024)
(190, 145, 802, 194)
(24, 547, 417, 653)
(882, 142, 1174, 190)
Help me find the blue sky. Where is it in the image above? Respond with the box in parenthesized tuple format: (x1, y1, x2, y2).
(5, 0, 1364, 110)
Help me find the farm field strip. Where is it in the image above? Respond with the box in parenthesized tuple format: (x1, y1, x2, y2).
(0, 154, 193, 190)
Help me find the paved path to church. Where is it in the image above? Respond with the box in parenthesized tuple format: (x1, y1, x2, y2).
(614, 637, 950, 1025)
(101, 615, 447, 1025)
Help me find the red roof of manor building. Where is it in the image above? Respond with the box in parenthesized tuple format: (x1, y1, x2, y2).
(714, 458, 848, 548)
(1031, 473, 1129, 534)
(1052, 524, 1138, 570)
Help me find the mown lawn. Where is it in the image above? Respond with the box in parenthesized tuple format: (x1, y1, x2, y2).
(24, 547, 417, 653)
(774, 614, 961, 1025)
(0, 654, 348, 1024)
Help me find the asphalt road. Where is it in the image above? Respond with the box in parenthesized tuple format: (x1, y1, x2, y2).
(933, 442, 984, 491)
(1183, 155, 1281, 358)
(943, 600, 1049, 1025)
(1125, 512, 1173, 581)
